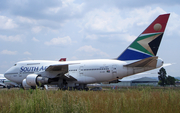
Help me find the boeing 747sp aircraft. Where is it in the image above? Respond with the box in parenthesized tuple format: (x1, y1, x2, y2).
(4, 14, 170, 90)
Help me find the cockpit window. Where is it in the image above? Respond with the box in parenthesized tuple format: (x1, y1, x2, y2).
(14, 64, 17, 66)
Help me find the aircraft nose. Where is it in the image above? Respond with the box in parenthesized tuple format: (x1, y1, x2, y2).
(4, 67, 18, 80)
(4, 72, 10, 80)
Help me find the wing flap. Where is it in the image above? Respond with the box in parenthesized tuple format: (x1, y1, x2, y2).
(64, 73, 77, 81)
(45, 63, 80, 81)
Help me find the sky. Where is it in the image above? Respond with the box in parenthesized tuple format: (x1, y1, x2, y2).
(0, 0, 180, 78)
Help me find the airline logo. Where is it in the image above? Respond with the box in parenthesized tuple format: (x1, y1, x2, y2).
(129, 32, 163, 57)
(20, 66, 48, 72)
(118, 14, 170, 61)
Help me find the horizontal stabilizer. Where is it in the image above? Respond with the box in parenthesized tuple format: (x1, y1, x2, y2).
(163, 63, 173, 67)
(124, 57, 158, 67)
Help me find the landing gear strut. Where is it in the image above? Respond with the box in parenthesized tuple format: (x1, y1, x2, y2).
(57, 79, 89, 91)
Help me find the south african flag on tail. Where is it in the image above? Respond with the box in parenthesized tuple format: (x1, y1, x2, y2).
(117, 14, 170, 61)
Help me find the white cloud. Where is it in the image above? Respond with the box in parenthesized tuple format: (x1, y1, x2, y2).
(46, 0, 84, 16)
(84, 33, 136, 42)
(17, 16, 37, 24)
(83, 8, 124, 32)
(1, 50, 17, 55)
(129, 7, 166, 26)
(77, 45, 109, 57)
(47, 7, 61, 14)
(32, 26, 42, 33)
(44, 36, 72, 46)
(120, 34, 137, 42)
(166, 12, 180, 36)
(82, 7, 166, 33)
(32, 37, 39, 42)
(0, 35, 24, 42)
(80, 6, 167, 42)
(23, 51, 31, 55)
(0, 16, 18, 29)
(85, 34, 98, 40)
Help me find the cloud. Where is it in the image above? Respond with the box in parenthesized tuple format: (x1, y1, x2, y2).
(0, 16, 18, 29)
(32, 37, 39, 42)
(82, 7, 166, 33)
(120, 34, 137, 42)
(166, 12, 180, 37)
(0, 35, 24, 42)
(17, 16, 37, 24)
(31, 26, 42, 33)
(45, 0, 85, 17)
(1, 50, 17, 55)
(83, 8, 124, 33)
(23, 51, 31, 55)
(80, 6, 167, 43)
(77, 45, 109, 58)
(84, 0, 180, 10)
(44, 36, 72, 46)
(4, 1, 84, 23)
(85, 34, 98, 40)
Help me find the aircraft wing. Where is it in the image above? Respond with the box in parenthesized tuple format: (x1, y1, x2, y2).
(46, 62, 80, 72)
(46, 64, 68, 72)
(45, 63, 79, 81)
(0, 82, 6, 87)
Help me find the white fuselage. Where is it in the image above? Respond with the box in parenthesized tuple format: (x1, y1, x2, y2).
(4, 59, 126, 84)
(4, 59, 162, 85)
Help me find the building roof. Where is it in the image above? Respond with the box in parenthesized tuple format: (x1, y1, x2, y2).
(121, 77, 158, 82)
(132, 77, 158, 82)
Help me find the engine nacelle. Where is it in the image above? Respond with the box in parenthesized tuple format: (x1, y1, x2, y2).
(26, 74, 38, 86)
(22, 79, 31, 90)
(22, 74, 49, 88)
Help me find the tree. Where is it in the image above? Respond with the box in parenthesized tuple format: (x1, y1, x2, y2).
(166, 75, 176, 86)
(158, 67, 176, 86)
(158, 67, 167, 86)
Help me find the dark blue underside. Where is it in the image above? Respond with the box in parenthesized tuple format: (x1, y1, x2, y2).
(117, 49, 152, 61)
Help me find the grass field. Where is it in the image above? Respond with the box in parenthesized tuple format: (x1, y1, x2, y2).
(0, 87, 180, 113)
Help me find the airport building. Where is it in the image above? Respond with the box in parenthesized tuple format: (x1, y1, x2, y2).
(102, 77, 158, 87)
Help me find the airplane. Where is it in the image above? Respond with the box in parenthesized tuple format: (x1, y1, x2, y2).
(4, 14, 170, 90)
(0, 74, 18, 88)
(0, 74, 6, 88)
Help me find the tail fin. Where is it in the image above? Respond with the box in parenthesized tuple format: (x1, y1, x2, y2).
(59, 58, 66, 61)
(117, 14, 170, 61)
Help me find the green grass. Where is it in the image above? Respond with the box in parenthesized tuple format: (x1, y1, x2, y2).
(0, 87, 180, 113)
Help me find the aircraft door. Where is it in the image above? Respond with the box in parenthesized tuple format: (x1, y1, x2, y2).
(79, 66, 84, 76)
(112, 65, 117, 76)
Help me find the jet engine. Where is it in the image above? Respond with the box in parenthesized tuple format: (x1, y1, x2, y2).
(22, 79, 31, 89)
(22, 74, 49, 89)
